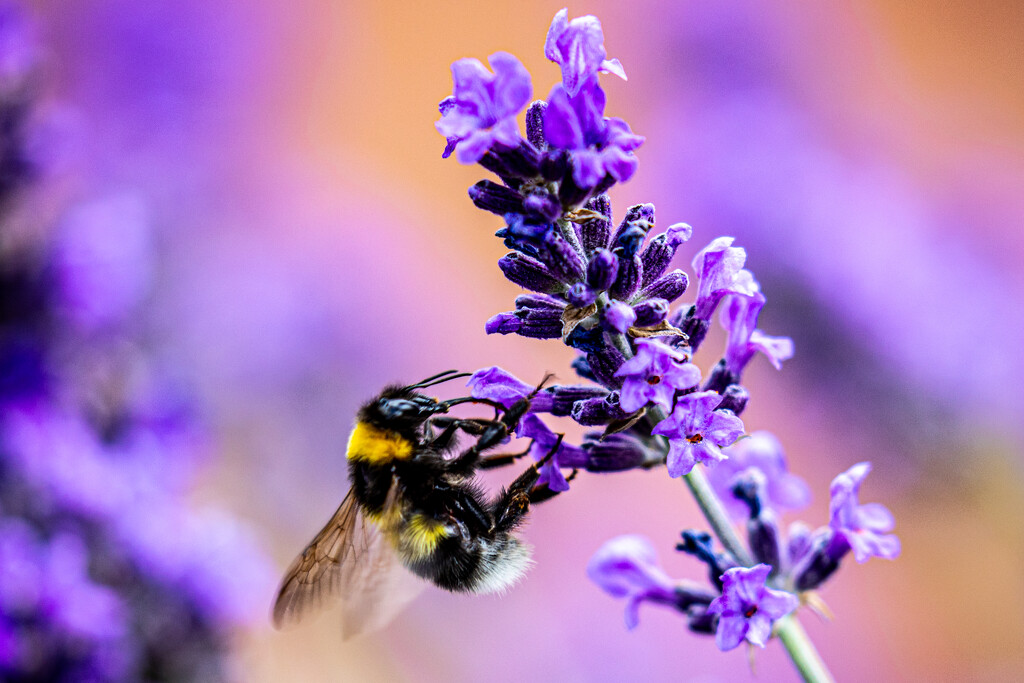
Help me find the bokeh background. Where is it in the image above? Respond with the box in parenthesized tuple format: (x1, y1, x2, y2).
(9, 0, 1024, 680)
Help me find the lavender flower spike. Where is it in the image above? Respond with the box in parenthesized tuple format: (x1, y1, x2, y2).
(544, 8, 626, 97)
(707, 564, 799, 651)
(829, 462, 901, 562)
(436, 52, 532, 164)
(652, 391, 745, 477)
(613, 338, 701, 413)
(588, 535, 714, 629)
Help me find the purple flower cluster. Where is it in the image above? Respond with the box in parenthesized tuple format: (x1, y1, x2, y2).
(0, 5, 270, 679)
(438, 8, 643, 210)
(588, 461, 898, 649)
(439, 8, 899, 663)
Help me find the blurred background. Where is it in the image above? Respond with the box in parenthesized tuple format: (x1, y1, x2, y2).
(3, 0, 1022, 680)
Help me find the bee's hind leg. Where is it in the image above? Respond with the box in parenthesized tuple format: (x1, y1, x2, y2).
(490, 434, 566, 533)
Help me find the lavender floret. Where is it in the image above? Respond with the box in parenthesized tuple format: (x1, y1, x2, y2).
(436, 52, 533, 164)
(706, 565, 799, 651)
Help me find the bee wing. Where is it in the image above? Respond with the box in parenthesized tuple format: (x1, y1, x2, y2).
(272, 490, 377, 629)
(339, 477, 424, 638)
(271, 482, 424, 636)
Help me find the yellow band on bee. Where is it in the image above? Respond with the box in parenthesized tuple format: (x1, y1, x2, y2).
(347, 422, 414, 463)
(397, 513, 451, 559)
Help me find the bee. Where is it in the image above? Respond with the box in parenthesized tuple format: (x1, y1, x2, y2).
(271, 370, 561, 633)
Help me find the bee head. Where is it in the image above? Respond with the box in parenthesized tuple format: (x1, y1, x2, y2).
(357, 385, 447, 433)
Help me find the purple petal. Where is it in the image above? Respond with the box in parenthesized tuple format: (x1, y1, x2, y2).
(854, 502, 896, 532)
(757, 587, 799, 621)
(543, 84, 584, 149)
(450, 58, 492, 118)
(692, 440, 727, 467)
(705, 410, 745, 448)
(455, 128, 494, 165)
(623, 595, 643, 630)
(715, 615, 748, 651)
(730, 564, 772, 605)
(467, 366, 533, 408)
(744, 613, 773, 648)
(488, 51, 532, 119)
(601, 57, 627, 81)
(665, 440, 697, 477)
(750, 330, 795, 370)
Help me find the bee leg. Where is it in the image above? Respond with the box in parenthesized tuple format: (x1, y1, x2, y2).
(476, 445, 533, 470)
(489, 435, 563, 533)
(527, 469, 578, 504)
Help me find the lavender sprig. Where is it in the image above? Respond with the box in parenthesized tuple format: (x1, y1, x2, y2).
(437, 8, 900, 681)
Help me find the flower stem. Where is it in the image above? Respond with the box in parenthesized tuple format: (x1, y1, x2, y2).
(603, 328, 835, 683)
(682, 465, 752, 565)
(775, 615, 835, 683)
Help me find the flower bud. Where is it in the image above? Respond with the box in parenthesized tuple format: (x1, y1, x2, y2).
(523, 189, 561, 222)
(571, 392, 629, 425)
(582, 432, 649, 471)
(639, 269, 688, 302)
(615, 225, 647, 258)
(586, 346, 627, 388)
(541, 230, 585, 282)
(602, 300, 636, 334)
(495, 215, 551, 256)
(469, 180, 524, 216)
(716, 383, 749, 415)
(586, 248, 618, 291)
(677, 530, 739, 591)
(547, 384, 609, 416)
(632, 298, 669, 327)
(609, 254, 643, 301)
(490, 141, 543, 178)
(580, 194, 612, 252)
(611, 203, 654, 246)
(565, 282, 597, 308)
(498, 252, 565, 293)
(793, 530, 843, 592)
(525, 100, 547, 149)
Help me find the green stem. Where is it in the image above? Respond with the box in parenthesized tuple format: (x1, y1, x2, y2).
(775, 615, 835, 683)
(682, 465, 752, 565)
(602, 327, 834, 682)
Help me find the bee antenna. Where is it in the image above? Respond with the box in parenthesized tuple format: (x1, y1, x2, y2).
(407, 370, 471, 390)
(439, 396, 505, 411)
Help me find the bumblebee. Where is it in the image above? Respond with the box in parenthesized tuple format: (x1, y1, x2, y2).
(272, 370, 560, 632)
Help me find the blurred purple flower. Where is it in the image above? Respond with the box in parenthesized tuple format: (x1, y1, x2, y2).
(544, 8, 626, 97)
(652, 390, 744, 477)
(51, 195, 154, 331)
(829, 462, 901, 562)
(436, 52, 532, 164)
(587, 535, 716, 630)
(614, 338, 701, 413)
(707, 564, 798, 650)
(709, 431, 811, 519)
